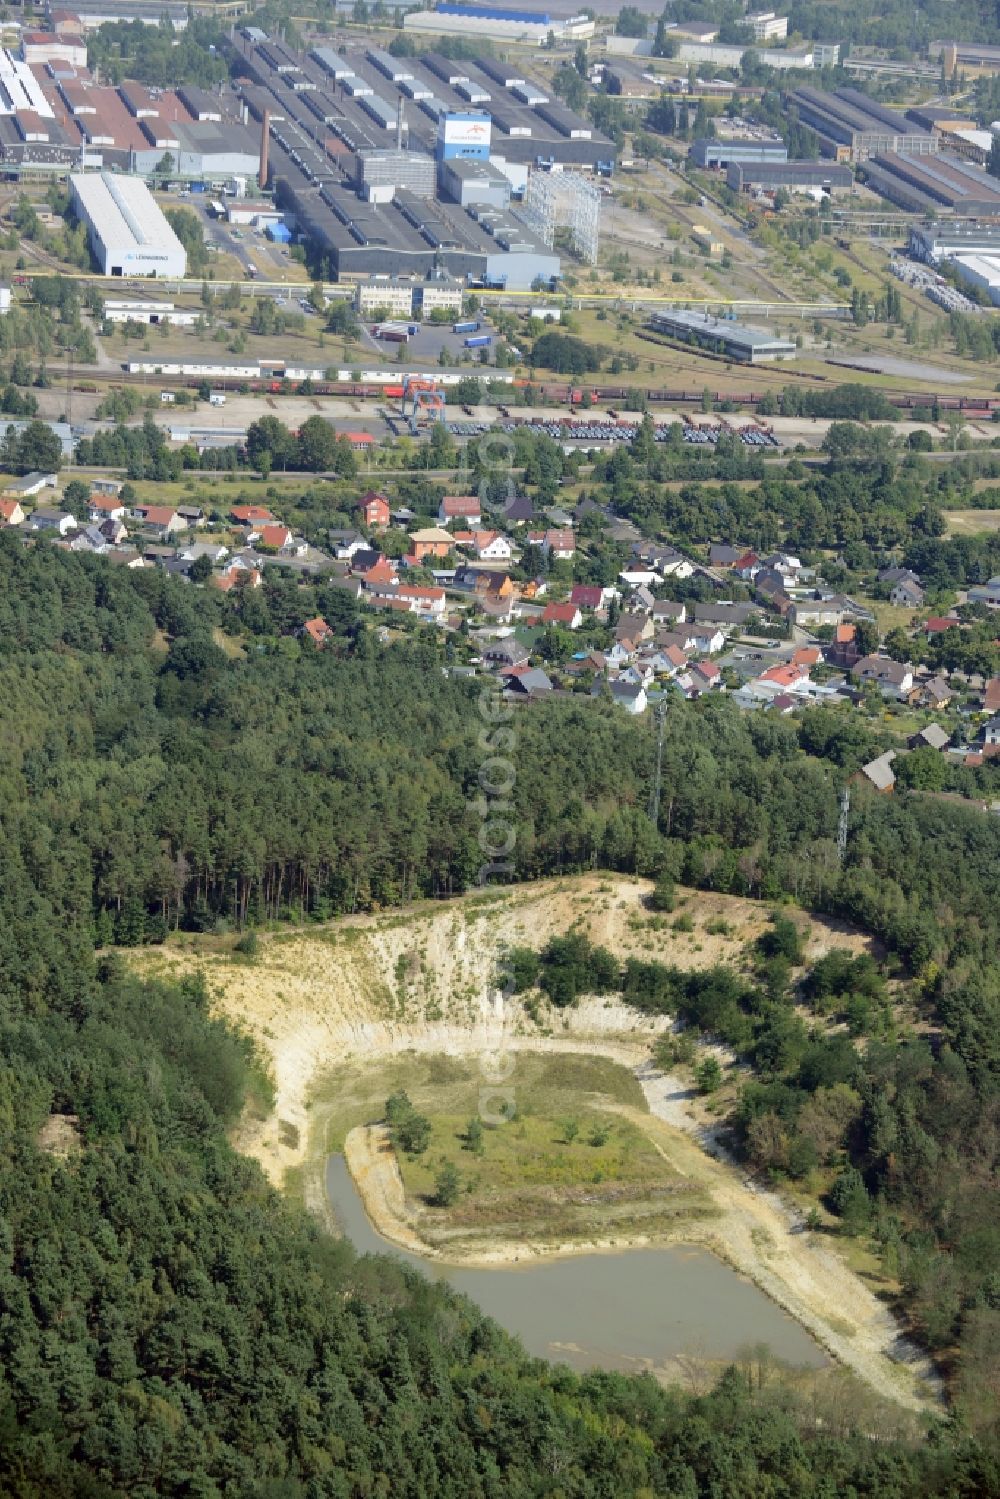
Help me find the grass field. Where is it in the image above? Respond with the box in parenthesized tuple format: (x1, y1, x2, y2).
(944, 508, 1000, 536)
(316, 1051, 713, 1246)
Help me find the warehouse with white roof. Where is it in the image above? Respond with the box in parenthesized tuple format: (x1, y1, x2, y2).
(70, 171, 187, 278)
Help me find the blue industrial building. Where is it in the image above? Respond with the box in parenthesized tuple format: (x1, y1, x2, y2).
(436, 111, 492, 163)
(434, 2, 553, 17)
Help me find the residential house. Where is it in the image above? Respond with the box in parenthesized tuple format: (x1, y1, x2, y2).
(89, 496, 127, 525)
(596, 679, 647, 715)
(230, 505, 275, 527)
(853, 654, 914, 699)
(891, 577, 924, 608)
(616, 611, 654, 645)
(878, 566, 921, 588)
(661, 644, 689, 674)
(826, 622, 862, 670)
(968, 576, 1000, 610)
(690, 660, 721, 692)
(214, 568, 261, 593)
(483, 639, 529, 671)
(569, 584, 605, 612)
(856, 750, 896, 793)
(104, 548, 146, 569)
(344, 432, 376, 454)
(0, 498, 24, 525)
(790, 646, 821, 670)
(632, 542, 693, 578)
(985, 716, 1000, 748)
(257, 525, 294, 552)
(693, 601, 759, 634)
(733, 550, 760, 581)
(406, 526, 454, 564)
(4, 471, 57, 499)
(652, 600, 686, 627)
(503, 495, 535, 525)
(366, 582, 447, 619)
(542, 602, 583, 629)
(330, 529, 367, 560)
(923, 616, 959, 637)
(709, 543, 747, 568)
(908, 723, 951, 751)
(607, 641, 636, 668)
(176, 505, 205, 528)
(136, 506, 185, 538)
(501, 665, 553, 700)
(440, 495, 482, 527)
(70, 525, 110, 554)
(754, 569, 789, 603)
(759, 662, 808, 690)
(529, 528, 575, 560)
(983, 677, 1000, 715)
(99, 517, 128, 546)
(91, 478, 123, 497)
(620, 568, 662, 588)
(688, 625, 726, 655)
(29, 507, 76, 536)
(180, 542, 229, 567)
(918, 676, 953, 710)
(357, 490, 391, 529)
(760, 551, 802, 580)
(472, 531, 514, 562)
(302, 616, 334, 647)
(790, 595, 854, 629)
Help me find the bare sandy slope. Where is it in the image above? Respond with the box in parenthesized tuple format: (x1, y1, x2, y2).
(131, 875, 939, 1412)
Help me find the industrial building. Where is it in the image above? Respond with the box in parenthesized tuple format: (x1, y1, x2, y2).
(70, 170, 187, 276)
(401, 3, 594, 44)
(929, 40, 1000, 76)
(691, 137, 787, 169)
(439, 156, 511, 209)
(233, 34, 614, 285)
(787, 87, 938, 161)
(726, 159, 854, 193)
(648, 309, 796, 364)
(862, 151, 1000, 214)
(910, 221, 1000, 263)
(950, 255, 1000, 305)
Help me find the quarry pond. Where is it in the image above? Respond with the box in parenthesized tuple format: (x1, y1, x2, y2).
(326, 1154, 827, 1375)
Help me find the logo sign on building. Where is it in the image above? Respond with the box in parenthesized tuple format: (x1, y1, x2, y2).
(441, 114, 491, 147)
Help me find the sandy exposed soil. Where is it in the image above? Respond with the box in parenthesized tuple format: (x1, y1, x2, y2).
(131, 875, 940, 1412)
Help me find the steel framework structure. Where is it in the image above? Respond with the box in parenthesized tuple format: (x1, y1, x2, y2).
(516, 170, 601, 265)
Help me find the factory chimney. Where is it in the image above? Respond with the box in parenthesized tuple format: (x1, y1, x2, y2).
(259, 108, 271, 191)
(396, 95, 405, 151)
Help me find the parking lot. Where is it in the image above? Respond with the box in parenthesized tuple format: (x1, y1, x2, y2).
(442, 416, 780, 448)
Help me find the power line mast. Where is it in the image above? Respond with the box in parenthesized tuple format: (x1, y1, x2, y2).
(648, 701, 667, 828)
(837, 785, 851, 863)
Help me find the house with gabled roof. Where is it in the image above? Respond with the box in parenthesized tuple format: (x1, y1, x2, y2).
(88, 495, 125, 523)
(0, 498, 24, 526)
(440, 494, 482, 526)
(230, 505, 275, 527)
(301, 616, 334, 647)
(853, 654, 914, 699)
(855, 750, 896, 793)
(542, 602, 583, 630)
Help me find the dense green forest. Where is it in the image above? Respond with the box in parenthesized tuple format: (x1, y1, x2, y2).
(3, 536, 1000, 1491)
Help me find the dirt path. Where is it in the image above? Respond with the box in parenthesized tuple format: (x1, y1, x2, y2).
(129, 875, 937, 1412)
